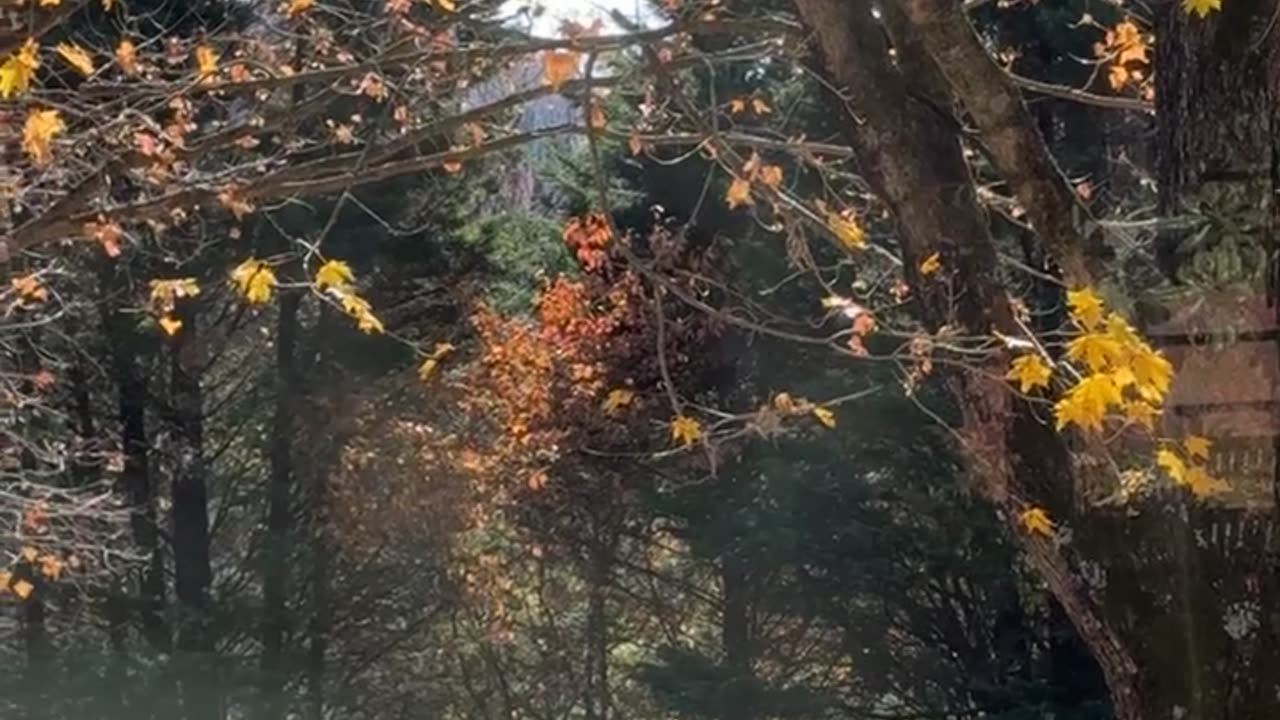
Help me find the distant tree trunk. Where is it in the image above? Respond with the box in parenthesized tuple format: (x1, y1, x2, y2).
(101, 271, 170, 655)
(305, 472, 331, 720)
(584, 531, 611, 720)
(170, 301, 218, 720)
(720, 554, 753, 720)
(259, 291, 301, 720)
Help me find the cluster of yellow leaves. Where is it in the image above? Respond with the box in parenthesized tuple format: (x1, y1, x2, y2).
(1050, 288, 1173, 432)
(1094, 21, 1149, 91)
(313, 259, 384, 334)
(725, 152, 785, 210)
(148, 278, 199, 335)
(815, 200, 865, 251)
(418, 341, 456, 382)
(0, 39, 39, 99)
(1006, 354, 1052, 393)
(771, 392, 838, 429)
(230, 258, 277, 304)
(22, 109, 64, 166)
(670, 414, 703, 446)
(0, 547, 71, 601)
(1156, 435, 1228, 498)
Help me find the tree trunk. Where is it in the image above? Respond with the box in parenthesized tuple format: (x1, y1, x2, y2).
(258, 291, 301, 720)
(720, 553, 753, 720)
(170, 302, 218, 720)
(792, 2, 1144, 717)
(584, 525, 612, 720)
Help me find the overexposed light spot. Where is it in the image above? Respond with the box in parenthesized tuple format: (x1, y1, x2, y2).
(502, 0, 658, 36)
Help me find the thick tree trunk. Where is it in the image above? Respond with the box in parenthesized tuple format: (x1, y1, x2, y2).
(792, 2, 1144, 718)
(258, 291, 301, 720)
(170, 303, 218, 720)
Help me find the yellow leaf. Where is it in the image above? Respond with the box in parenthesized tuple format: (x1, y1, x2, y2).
(772, 392, 798, 414)
(21, 546, 38, 563)
(918, 252, 942, 277)
(670, 414, 703, 446)
(1066, 287, 1105, 330)
(811, 406, 836, 429)
(116, 39, 138, 75)
(601, 388, 634, 416)
(11, 274, 49, 303)
(12, 579, 33, 600)
(758, 164, 783, 189)
(333, 287, 384, 334)
(194, 44, 218, 82)
(727, 98, 746, 114)
(1184, 434, 1212, 461)
(418, 342, 455, 382)
(286, 0, 314, 16)
(726, 177, 752, 209)
(750, 97, 772, 114)
(23, 109, 65, 166)
(434, 0, 457, 11)
(314, 259, 355, 290)
(1130, 345, 1173, 402)
(0, 571, 9, 592)
(1156, 447, 1186, 483)
(56, 42, 94, 76)
(543, 50, 579, 90)
(1019, 507, 1054, 537)
(39, 554, 63, 580)
(1065, 332, 1123, 372)
(230, 258, 277, 305)
(0, 39, 39, 99)
(819, 203, 865, 250)
(1006, 354, 1052, 393)
(1182, 0, 1220, 16)
(1121, 399, 1159, 430)
(158, 316, 183, 336)
(1185, 466, 1228, 498)
(1054, 374, 1121, 432)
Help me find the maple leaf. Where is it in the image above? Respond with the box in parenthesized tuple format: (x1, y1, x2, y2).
(1182, 0, 1220, 17)
(601, 388, 635, 416)
(285, 0, 314, 16)
(230, 259, 277, 305)
(85, 219, 123, 257)
(751, 97, 772, 114)
(158, 316, 183, 336)
(1019, 507, 1054, 537)
(1185, 466, 1228, 498)
(418, 342, 455, 382)
(12, 579, 34, 600)
(725, 177, 752, 209)
(918, 252, 942, 277)
(1054, 374, 1121, 431)
(1006, 354, 1052, 393)
(56, 42, 94, 76)
(1066, 332, 1123, 372)
(727, 98, 746, 114)
(11, 274, 49, 303)
(758, 164, 783, 189)
(811, 406, 837, 429)
(1121, 399, 1159, 431)
(21, 547, 38, 563)
(1156, 447, 1186, 483)
(39, 554, 63, 580)
(194, 44, 218, 82)
(543, 50, 579, 91)
(333, 287, 384, 334)
(1184, 434, 1212, 461)
(314, 259, 355, 290)
(23, 109, 65, 166)
(817, 202, 865, 250)
(670, 415, 703, 446)
(1130, 345, 1173, 402)
(1066, 287, 1105, 330)
(0, 39, 40, 99)
(116, 39, 138, 75)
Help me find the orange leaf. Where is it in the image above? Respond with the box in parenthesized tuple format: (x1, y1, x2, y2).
(12, 579, 33, 600)
(726, 177, 752, 209)
(543, 50, 580, 90)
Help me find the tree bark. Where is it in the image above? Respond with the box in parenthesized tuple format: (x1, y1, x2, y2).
(791, 2, 1144, 718)
(258, 291, 301, 720)
(720, 553, 753, 720)
(169, 301, 218, 720)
